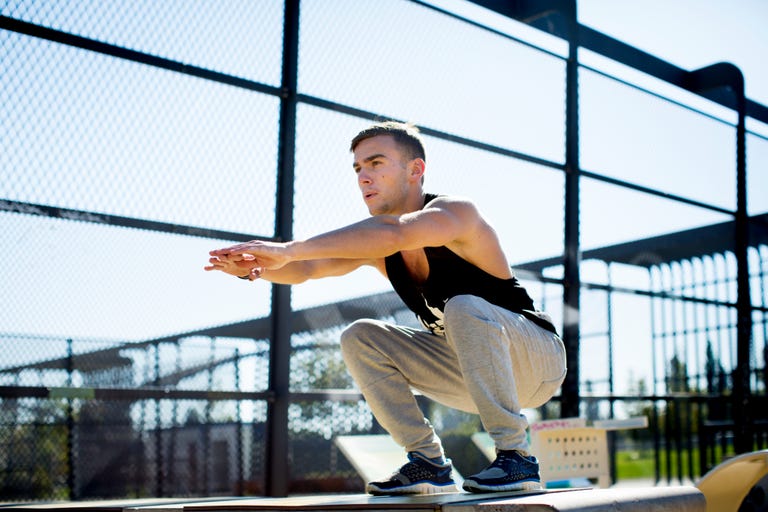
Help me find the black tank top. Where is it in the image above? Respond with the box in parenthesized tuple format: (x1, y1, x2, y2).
(384, 193, 557, 335)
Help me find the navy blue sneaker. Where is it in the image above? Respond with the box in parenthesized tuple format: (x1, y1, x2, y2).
(462, 450, 542, 493)
(366, 452, 459, 495)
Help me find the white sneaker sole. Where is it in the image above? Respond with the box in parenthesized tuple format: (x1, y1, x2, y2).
(366, 481, 460, 496)
(462, 479, 542, 493)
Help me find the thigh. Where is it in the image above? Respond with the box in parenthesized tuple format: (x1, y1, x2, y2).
(342, 319, 478, 413)
(443, 295, 566, 406)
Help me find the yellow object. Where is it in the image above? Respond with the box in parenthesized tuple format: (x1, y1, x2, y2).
(696, 450, 768, 512)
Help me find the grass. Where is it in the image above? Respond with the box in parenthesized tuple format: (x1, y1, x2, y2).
(614, 445, 728, 481)
(615, 449, 656, 480)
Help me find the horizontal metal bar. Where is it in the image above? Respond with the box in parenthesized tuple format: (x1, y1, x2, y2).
(579, 170, 736, 217)
(289, 389, 365, 402)
(0, 386, 365, 404)
(0, 198, 269, 242)
(0, 385, 275, 402)
(579, 63, 739, 127)
(9, 385, 765, 406)
(0, 16, 282, 97)
(298, 94, 565, 171)
(578, 25, 688, 92)
(580, 281, 740, 308)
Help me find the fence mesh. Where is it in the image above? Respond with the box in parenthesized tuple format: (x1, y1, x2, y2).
(1, 0, 766, 502)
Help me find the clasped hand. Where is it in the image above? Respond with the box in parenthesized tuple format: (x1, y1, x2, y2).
(204, 240, 291, 280)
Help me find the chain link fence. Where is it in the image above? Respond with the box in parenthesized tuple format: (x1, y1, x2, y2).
(2, 0, 766, 502)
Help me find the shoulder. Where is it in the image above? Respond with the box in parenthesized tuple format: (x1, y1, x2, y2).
(424, 194, 481, 218)
(424, 194, 501, 251)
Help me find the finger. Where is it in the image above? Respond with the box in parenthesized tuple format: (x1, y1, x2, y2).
(204, 258, 222, 271)
(214, 253, 247, 264)
(210, 245, 242, 255)
(210, 243, 252, 256)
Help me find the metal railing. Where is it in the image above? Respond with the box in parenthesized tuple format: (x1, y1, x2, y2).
(1, 0, 767, 500)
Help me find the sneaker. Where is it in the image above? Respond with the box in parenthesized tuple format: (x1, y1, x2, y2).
(462, 450, 542, 493)
(365, 452, 459, 496)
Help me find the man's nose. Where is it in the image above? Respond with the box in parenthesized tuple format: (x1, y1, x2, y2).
(357, 170, 372, 184)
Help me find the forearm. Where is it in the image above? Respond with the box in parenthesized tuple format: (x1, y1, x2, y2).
(256, 261, 314, 285)
(289, 216, 404, 261)
(251, 257, 373, 284)
(211, 210, 443, 280)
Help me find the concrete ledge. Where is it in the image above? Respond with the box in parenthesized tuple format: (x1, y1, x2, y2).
(182, 487, 706, 511)
(0, 487, 706, 512)
(445, 487, 706, 512)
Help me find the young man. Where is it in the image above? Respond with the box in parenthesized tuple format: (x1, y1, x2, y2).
(205, 121, 567, 495)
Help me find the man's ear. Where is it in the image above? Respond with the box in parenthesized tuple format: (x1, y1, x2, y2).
(408, 158, 426, 182)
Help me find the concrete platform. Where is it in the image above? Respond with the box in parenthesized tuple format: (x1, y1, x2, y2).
(0, 487, 706, 512)
(0, 498, 249, 512)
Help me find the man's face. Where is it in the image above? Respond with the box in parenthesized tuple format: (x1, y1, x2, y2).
(352, 135, 411, 216)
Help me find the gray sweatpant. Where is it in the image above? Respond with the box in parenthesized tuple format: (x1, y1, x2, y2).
(339, 294, 567, 461)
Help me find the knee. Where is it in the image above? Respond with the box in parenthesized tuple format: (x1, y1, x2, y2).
(443, 294, 483, 326)
(339, 318, 383, 359)
(444, 295, 504, 350)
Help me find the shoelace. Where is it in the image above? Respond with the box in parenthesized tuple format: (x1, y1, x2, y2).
(382, 460, 435, 483)
(492, 451, 537, 470)
(491, 452, 514, 467)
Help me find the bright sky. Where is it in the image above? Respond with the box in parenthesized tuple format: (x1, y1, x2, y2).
(578, 0, 768, 107)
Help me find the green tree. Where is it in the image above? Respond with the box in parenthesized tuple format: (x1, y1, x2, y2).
(667, 354, 690, 393)
(704, 340, 727, 395)
(0, 399, 70, 500)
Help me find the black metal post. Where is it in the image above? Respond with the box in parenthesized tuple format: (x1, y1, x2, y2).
(65, 338, 77, 500)
(607, 265, 616, 485)
(265, 0, 300, 497)
(686, 63, 752, 452)
(733, 76, 753, 454)
(235, 348, 244, 496)
(652, 402, 661, 485)
(154, 342, 164, 497)
(169, 340, 181, 494)
(205, 338, 214, 496)
(561, 4, 581, 419)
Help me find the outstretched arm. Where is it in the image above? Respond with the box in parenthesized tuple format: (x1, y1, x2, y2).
(212, 200, 466, 261)
(205, 247, 378, 284)
(206, 196, 496, 282)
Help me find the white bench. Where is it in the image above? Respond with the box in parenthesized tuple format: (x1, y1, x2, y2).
(334, 434, 464, 487)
